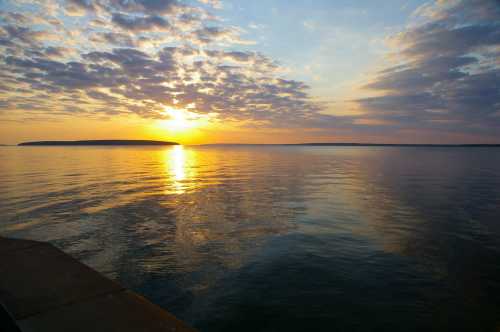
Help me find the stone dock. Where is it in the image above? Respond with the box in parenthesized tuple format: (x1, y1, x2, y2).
(0, 237, 197, 332)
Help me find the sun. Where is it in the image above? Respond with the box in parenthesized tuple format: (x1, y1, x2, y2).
(162, 106, 198, 132)
(154, 105, 214, 142)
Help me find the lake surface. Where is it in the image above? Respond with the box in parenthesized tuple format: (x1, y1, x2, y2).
(1, 145, 500, 331)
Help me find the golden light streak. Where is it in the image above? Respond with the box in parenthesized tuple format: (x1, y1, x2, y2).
(164, 145, 199, 194)
(171, 145, 186, 182)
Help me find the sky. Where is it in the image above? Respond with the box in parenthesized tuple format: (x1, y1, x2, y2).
(0, 0, 499, 144)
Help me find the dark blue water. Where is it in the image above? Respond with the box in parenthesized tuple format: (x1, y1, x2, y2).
(1, 146, 499, 331)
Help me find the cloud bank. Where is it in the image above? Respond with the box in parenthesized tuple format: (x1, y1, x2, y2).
(355, 0, 500, 137)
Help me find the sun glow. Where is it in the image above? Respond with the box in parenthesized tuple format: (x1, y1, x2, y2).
(162, 106, 198, 131)
(152, 106, 215, 144)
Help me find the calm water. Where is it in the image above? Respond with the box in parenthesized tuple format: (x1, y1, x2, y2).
(1, 145, 500, 331)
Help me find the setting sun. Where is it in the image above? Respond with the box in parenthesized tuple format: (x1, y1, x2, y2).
(161, 107, 198, 132)
(150, 106, 215, 144)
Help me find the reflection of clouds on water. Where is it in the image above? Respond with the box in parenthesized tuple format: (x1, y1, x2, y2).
(341, 148, 500, 328)
(354, 149, 500, 256)
(1, 146, 500, 331)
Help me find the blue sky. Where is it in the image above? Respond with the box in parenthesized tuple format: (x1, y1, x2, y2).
(0, 0, 499, 144)
(218, 1, 427, 93)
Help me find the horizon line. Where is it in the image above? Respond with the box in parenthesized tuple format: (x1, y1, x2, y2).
(4, 140, 500, 147)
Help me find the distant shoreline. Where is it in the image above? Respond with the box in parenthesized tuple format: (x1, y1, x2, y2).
(9, 141, 500, 147)
(296, 143, 500, 147)
(18, 140, 179, 146)
(199, 143, 500, 147)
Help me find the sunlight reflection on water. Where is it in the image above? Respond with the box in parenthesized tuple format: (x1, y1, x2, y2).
(1, 145, 500, 331)
(167, 145, 188, 194)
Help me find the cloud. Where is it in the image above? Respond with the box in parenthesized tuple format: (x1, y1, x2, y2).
(189, 26, 254, 45)
(90, 32, 137, 47)
(44, 46, 72, 58)
(198, 0, 222, 9)
(64, 0, 99, 16)
(0, 25, 53, 45)
(107, 0, 180, 15)
(2, 41, 320, 123)
(2, 0, 312, 126)
(356, 0, 500, 135)
(111, 13, 171, 32)
(62, 0, 182, 15)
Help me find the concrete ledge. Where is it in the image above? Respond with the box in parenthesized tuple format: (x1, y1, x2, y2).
(0, 237, 197, 332)
(0, 237, 42, 254)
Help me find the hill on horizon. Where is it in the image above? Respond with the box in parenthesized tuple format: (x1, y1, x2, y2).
(18, 140, 179, 146)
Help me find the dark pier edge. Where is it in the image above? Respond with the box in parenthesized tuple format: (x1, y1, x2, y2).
(0, 302, 21, 332)
(0, 237, 196, 332)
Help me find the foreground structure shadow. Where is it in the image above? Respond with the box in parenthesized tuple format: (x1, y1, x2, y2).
(0, 237, 196, 332)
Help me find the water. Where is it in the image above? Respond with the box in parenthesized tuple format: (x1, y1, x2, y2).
(1, 145, 499, 331)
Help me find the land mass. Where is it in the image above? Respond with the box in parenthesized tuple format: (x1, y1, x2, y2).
(18, 140, 179, 146)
